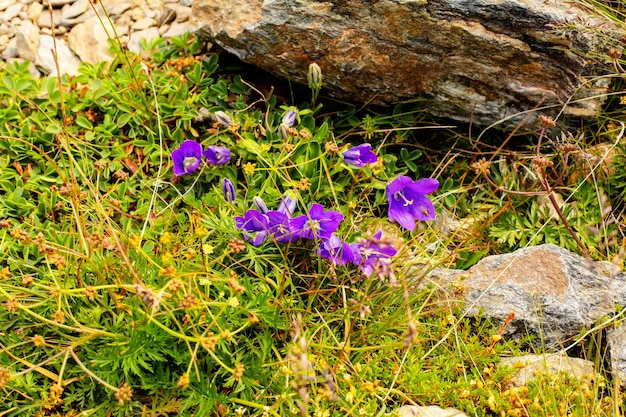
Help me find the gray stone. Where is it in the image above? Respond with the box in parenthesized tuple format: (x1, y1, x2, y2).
(68, 16, 117, 64)
(500, 354, 595, 388)
(3, 3, 24, 21)
(425, 244, 625, 348)
(157, 6, 175, 26)
(1, 36, 18, 59)
(0, 0, 13, 11)
(48, 0, 75, 6)
(172, 5, 191, 23)
(107, 2, 131, 16)
(62, 0, 90, 20)
(35, 34, 82, 76)
(607, 325, 626, 387)
(127, 26, 159, 53)
(133, 17, 156, 31)
(161, 21, 192, 38)
(192, 0, 618, 127)
(14, 19, 40, 61)
(37, 8, 63, 28)
(27, 2, 44, 22)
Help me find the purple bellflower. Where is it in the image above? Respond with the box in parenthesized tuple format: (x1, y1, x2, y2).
(282, 109, 297, 128)
(316, 234, 357, 266)
(203, 146, 231, 165)
(222, 178, 236, 202)
(386, 176, 439, 231)
(235, 210, 270, 246)
(353, 231, 398, 277)
(267, 210, 300, 243)
(342, 143, 378, 167)
(291, 203, 343, 240)
(171, 140, 203, 176)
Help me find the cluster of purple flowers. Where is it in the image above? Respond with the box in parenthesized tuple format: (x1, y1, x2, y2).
(171, 139, 231, 176)
(235, 195, 398, 277)
(170, 118, 440, 279)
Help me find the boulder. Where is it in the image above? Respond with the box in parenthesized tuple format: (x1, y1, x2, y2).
(191, 0, 618, 127)
(426, 244, 626, 385)
(426, 244, 625, 348)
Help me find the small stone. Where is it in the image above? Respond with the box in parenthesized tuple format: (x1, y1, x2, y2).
(180, 0, 192, 7)
(157, 7, 175, 26)
(68, 16, 117, 64)
(173, 6, 191, 23)
(130, 7, 143, 21)
(40, 26, 67, 35)
(500, 354, 595, 388)
(3, 4, 24, 21)
(0, 35, 13, 57)
(108, 2, 131, 16)
(35, 35, 82, 76)
(48, 0, 75, 6)
(0, 23, 14, 36)
(27, 1, 43, 21)
(62, 0, 89, 20)
(0, 0, 13, 11)
(14, 19, 39, 61)
(37, 9, 63, 28)
(132, 17, 156, 31)
(127, 27, 159, 53)
(161, 22, 193, 38)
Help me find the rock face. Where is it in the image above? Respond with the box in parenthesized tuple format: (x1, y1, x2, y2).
(192, 0, 617, 126)
(426, 244, 626, 386)
(427, 244, 624, 348)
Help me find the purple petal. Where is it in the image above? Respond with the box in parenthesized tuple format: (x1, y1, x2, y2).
(386, 176, 414, 197)
(203, 146, 231, 165)
(410, 178, 439, 195)
(171, 140, 203, 176)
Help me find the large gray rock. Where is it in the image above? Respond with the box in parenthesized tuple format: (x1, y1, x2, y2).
(426, 244, 626, 385)
(192, 0, 617, 126)
(427, 244, 625, 347)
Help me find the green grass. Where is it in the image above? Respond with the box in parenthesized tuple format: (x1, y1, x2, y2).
(0, 6, 625, 416)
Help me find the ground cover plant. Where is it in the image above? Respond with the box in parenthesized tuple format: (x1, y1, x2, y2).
(0, 5, 626, 416)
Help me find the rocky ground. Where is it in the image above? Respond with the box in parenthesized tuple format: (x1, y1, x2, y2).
(0, 0, 200, 76)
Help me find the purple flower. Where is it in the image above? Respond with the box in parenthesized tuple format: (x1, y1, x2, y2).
(235, 209, 269, 246)
(222, 178, 236, 202)
(342, 143, 378, 167)
(171, 140, 203, 176)
(291, 203, 343, 240)
(277, 194, 296, 216)
(316, 235, 357, 266)
(353, 231, 398, 277)
(267, 210, 300, 243)
(386, 176, 438, 231)
(282, 109, 297, 128)
(203, 146, 231, 165)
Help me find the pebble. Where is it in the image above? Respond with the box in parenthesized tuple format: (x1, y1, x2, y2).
(0, 0, 202, 76)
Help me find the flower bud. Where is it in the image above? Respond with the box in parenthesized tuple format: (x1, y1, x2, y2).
(222, 178, 236, 202)
(278, 123, 290, 141)
(278, 194, 296, 216)
(282, 109, 297, 127)
(253, 196, 269, 214)
(213, 111, 233, 127)
(307, 63, 322, 90)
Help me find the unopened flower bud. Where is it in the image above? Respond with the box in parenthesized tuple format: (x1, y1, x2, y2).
(213, 111, 233, 127)
(253, 196, 269, 214)
(222, 178, 236, 202)
(278, 123, 290, 141)
(282, 109, 297, 128)
(307, 63, 322, 90)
